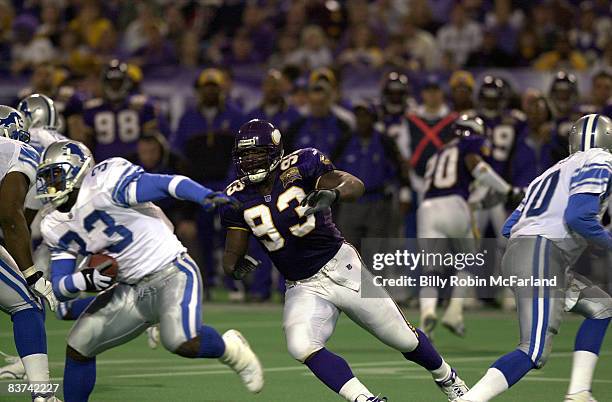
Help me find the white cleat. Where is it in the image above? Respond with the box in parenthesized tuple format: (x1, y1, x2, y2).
(0, 351, 25, 379)
(146, 325, 160, 349)
(33, 395, 62, 402)
(564, 391, 598, 402)
(220, 329, 264, 393)
(436, 368, 469, 401)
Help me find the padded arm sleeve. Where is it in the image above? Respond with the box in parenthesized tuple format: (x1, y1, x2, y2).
(131, 173, 213, 206)
(50, 259, 79, 301)
(564, 193, 612, 250)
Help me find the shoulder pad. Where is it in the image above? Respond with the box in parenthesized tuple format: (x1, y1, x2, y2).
(58, 86, 75, 99)
(84, 98, 104, 109)
(129, 94, 149, 110)
(225, 179, 246, 196)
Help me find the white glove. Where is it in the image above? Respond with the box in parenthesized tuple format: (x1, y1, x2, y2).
(72, 268, 114, 292)
(23, 267, 58, 312)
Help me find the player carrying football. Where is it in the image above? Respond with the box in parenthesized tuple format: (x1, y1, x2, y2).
(455, 114, 612, 402)
(221, 119, 469, 402)
(35, 140, 263, 401)
(0, 105, 59, 401)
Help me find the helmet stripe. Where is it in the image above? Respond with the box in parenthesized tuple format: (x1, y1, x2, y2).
(582, 114, 595, 151)
(591, 114, 600, 150)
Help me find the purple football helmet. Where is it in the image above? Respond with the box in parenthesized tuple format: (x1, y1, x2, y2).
(451, 113, 485, 138)
(233, 119, 284, 183)
(478, 75, 507, 116)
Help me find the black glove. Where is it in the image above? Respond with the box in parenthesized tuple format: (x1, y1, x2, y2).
(232, 255, 260, 280)
(506, 187, 525, 210)
(202, 191, 241, 211)
(300, 189, 340, 216)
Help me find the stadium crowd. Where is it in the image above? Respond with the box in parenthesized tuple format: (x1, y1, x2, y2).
(3, 0, 612, 301)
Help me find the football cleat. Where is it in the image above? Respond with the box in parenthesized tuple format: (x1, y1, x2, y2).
(436, 368, 469, 401)
(355, 395, 388, 402)
(564, 391, 598, 402)
(32, 394, 61, 402)
(441, 313, 466, 338)
(0, 351, 25, 379)
(420, 312, 437, 340)
(146, 325, 160, 349)
(220, 329, 264, 393)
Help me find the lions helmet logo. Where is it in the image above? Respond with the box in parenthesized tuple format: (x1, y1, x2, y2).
(0, 112, 24, 128)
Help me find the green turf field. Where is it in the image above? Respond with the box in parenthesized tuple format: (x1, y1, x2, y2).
(1, 304, 610, 402)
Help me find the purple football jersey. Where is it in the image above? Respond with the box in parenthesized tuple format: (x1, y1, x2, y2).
(220, 148, 344, 281)
(424, 135, 490, 200)
(83, 94, 156, 161)
(481, 110, 526, 178)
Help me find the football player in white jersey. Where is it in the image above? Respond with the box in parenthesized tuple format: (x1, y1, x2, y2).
(455, 114, 612, 402)
(0, 105, 59, 402)
(36, 140, 263, 401)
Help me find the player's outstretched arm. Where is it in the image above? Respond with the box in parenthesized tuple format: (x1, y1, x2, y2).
(465, 153, 511, 194)
(119, 172, 239, 210)
(0, 171, 58, 310)
(222, 229, 259, 280)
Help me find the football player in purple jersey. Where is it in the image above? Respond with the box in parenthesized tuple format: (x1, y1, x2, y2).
(220, 119, 470, 402)
(418, 115, 514, 338)
(548, 71, 583, 161)
(77, 59, 159, 161)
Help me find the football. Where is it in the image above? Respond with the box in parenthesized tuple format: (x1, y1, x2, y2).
(87, 254, 118, 280)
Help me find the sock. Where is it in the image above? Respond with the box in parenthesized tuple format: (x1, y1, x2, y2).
(402, 329, 444, 373)
(338, 377, 374, 402)
(463, 367, 509, 402)
(57, 297, 95, 320)
(64, 356, 96, 402)
(419, 287, 438, 317)
(305, 348, 355, 394)
(491, 349, 535, 387)
(12, 309, 49, 383)
(198, 325, 226, 358)
(567, 318, 610, 395)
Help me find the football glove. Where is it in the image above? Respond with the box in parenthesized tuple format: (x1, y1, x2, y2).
(202, 191, 241, 212)
(232, 255, 260, 280)
(23, 267, 58, 312)
(73, 268, 114, 292)
(300, 189, 340, 216)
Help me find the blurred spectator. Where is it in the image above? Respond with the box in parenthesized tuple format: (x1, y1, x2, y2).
(449, 70, 475, 113)
(68, 0, 114, 51)
(285, 77, 351, 157)
(335, 101, 408, 247)
(56, 29, 96, 77)
(401, 15, 440, 71)
(37, 1, 64, 47)
(0, 0, 14, 42)
(406, 77, 457, 197)
(337, 25, 384, 69)
(484, 0, 523, 55)
(569, 2, 610, 65)
(247, 69, 301, 133)
(241, 3, 276, 59)
(285, 25, 332, 70)
(130, 22, 178, 71)
(530, 3, 558, 51)
(436, 3, 482, 67)
(11, 14, 55, 75)
(222, 29, 261, 68)
(122, 2, 159, 54)
(511, 91, 554, 188)
(584, 70, 612, 114)
(515, 28, 541, 67)
(129, 130, 182, 178)
(533, 32, 588, 71)
(339, 0, 388, 49)
(466, 29, 513, 67)
(179, 31, 203, 68)
(369, 0, 409, 35)
(594, 40, 612, 71)
(283, 2, 307, 38)
(268, 33, 299, 69)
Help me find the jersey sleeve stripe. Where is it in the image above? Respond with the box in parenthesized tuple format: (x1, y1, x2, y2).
(18, 156, 38, 170)
(112, 165, 145, 207)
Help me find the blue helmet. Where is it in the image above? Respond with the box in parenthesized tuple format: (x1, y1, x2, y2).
(452, 114, 485, 138)
(0, 105, 30, 143)
(233, 119, 284, 183)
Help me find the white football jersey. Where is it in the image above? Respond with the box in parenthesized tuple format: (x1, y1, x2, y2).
(0, 136, 38, 189)
(41, 157, 186, 283)
(511, 148, 612, 256)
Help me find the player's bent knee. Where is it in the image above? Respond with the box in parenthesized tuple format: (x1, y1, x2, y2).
(66, 345, 93, 362)
(287, 340, 323, 363)
(173, 338, 200, 357)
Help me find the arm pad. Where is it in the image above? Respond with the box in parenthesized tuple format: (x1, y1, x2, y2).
(133, 173, 213, 205)
(471, 161, 511, 194)
(564, 193, 612, 250)
(50, 259, 79, 301)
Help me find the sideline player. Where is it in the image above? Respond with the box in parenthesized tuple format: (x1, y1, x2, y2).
(455, 114, 612, 402)
(0, 105, 59, 401)
(221, 119, 469, 402)
(418, 115, 514, 338)
(36, 140, 263, 401)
